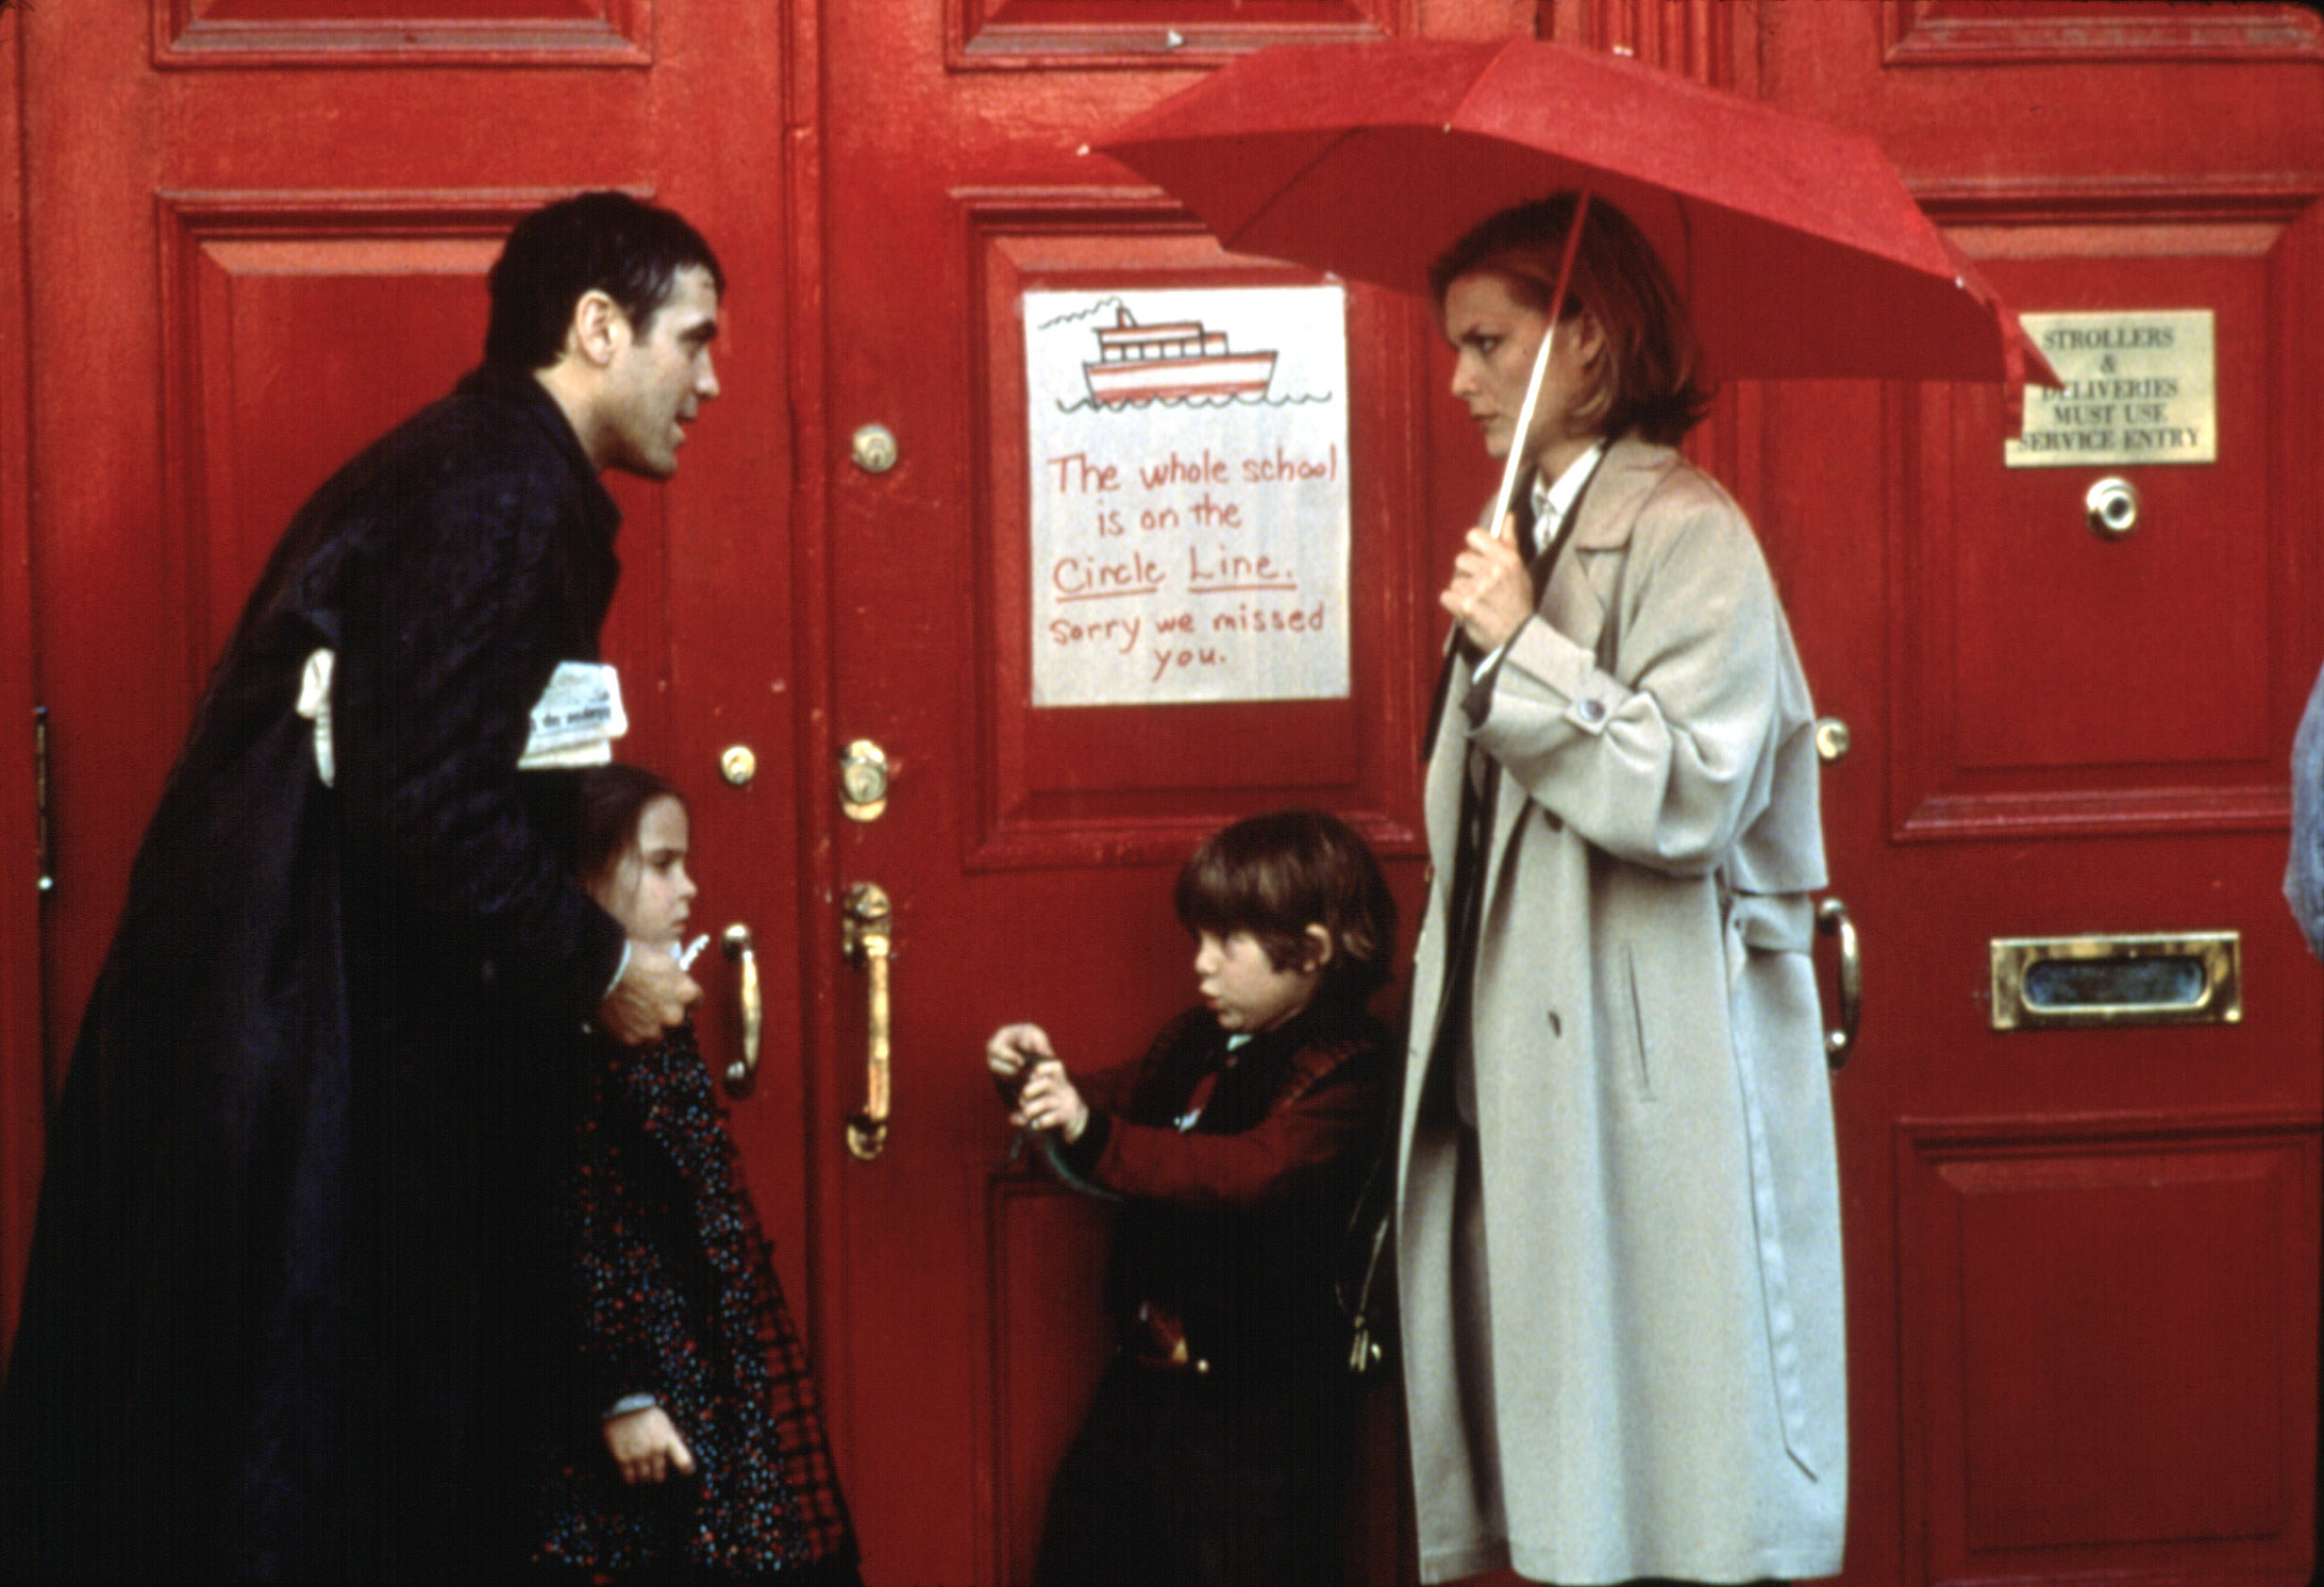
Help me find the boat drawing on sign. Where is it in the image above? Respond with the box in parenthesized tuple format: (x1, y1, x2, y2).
(1082, 307, 1278, 407)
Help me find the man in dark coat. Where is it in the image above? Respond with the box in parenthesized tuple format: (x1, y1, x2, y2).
(0, 192, 722, 1582)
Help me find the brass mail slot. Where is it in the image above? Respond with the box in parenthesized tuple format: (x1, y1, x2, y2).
(1990, 931, 2240, 1031)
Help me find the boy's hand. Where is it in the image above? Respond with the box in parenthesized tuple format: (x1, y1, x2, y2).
(986, 1024, 1055, 1084)
(603, 1405, 696, 1485)
(1017, 1060, 1091, 1144)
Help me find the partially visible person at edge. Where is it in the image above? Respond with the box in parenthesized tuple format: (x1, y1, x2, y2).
(528, 763, 860, 1585)
(2286, 660, 2324, 958)
(1396, 192, 1847, 1586)
(0, 192, 721, 1582)
(986, 810, 1397, 1587)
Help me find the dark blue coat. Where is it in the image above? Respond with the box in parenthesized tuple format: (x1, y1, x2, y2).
(0, 364, 629, 1581)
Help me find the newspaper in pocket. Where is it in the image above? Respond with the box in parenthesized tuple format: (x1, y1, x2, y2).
(519, 661, 627, 769)
(294, 652, 626, 780)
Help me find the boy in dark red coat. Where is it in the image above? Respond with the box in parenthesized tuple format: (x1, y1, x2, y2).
(986, 809, 1396, 1587)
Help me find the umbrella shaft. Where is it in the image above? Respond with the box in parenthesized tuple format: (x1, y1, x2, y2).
(1488, 191, 1592, 540)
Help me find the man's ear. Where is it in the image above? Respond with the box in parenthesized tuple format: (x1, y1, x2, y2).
(1301, 924, 1336, 974)
(563, 289, 629, 370)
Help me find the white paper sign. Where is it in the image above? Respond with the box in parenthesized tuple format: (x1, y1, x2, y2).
(1025, 287, 1351, 708)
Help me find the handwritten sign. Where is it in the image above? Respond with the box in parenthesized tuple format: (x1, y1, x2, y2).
(2006, 309, 2215, 468)
(1025, 287, 1350, 708)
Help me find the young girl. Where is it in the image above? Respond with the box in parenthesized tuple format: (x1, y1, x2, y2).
(531, 764, 860, 1585)
(985, 809, 1397, 1587)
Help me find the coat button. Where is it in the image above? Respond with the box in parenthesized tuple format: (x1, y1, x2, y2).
(1547, 1010, 1563, 1037)
(1575, 696, 1607, 726)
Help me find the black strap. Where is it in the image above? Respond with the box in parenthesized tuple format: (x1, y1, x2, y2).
(1423, 446, 1608, 1107)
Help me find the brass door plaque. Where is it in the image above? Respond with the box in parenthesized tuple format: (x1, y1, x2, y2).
(2005, 309, 2216, 468)
(1990, 931, 2240, 1031)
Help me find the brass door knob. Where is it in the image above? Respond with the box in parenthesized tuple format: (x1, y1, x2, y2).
(2086, 476, 2140, 540)
(851, 424, 898, 475)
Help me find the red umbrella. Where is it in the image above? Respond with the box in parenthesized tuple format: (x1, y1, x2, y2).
(1093, 37, 2060, 393)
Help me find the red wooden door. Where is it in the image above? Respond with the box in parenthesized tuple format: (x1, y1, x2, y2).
(805, 3, 1504, 1581)
(1741, 6, 2324, 1585)
(0, 0, 816, 1370)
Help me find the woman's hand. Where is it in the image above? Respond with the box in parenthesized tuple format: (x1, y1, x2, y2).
(1440, 516, 1536, 653)
(603, 1406, 696, 1485)
(986, 1024, 1055, 1085)
(1015, 1060, 1091, 1144)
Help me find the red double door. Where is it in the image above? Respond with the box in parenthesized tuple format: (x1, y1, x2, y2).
(3, 3, 2320, 1584)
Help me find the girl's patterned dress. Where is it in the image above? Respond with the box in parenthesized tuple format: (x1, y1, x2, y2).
(531, 1020, 858, 1583)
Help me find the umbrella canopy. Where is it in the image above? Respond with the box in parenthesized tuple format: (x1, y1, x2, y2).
(1094, 37, 2061, 391)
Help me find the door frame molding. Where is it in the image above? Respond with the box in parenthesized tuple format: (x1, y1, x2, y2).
(1, 9, 49, 1358)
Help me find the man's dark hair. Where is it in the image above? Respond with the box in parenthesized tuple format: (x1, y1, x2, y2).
(1174, 809, 1397, 1007)
(577, 761, 686, 889)
(486, 192, 726, 371)
(1429, 192, 1710, 444)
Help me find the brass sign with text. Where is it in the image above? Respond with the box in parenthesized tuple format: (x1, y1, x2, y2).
(2005, 309, 2215, 468)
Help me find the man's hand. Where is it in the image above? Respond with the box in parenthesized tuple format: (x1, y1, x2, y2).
(1439, 516, 1536, 653)
(603, 1405, 696, 1485)
(598, 943, 700, 1045)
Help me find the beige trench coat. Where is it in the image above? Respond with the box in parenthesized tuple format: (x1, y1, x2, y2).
(1395, 437, 1847, 1584)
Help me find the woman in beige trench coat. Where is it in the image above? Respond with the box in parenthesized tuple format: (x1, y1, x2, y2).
(1396, 194, 1847, 1586)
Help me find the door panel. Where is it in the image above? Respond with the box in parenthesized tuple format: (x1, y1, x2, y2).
(1897, 233, 2304, 832)
(965, 200, 1424, 862)
(1898, 1118, 2319, 1582)
(160, 198, 531, 702)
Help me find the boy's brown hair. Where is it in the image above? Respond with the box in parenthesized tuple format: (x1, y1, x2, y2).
(1174, 809, 1397, 1007)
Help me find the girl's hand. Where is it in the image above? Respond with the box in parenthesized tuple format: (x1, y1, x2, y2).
(1016, 1060, 1091, 1144)
(986, 1024, 1055, 1084)
(1440, 518, 1536, 653)
(603, 1406, 696, 1485)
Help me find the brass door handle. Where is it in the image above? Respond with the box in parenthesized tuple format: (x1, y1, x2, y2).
(1816, 897, 1861, 1071)
(843, 882, 892, 1161)
(723, 924, 761, 1096)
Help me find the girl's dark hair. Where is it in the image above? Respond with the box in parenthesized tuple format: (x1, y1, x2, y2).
(486, 192, 727, 371)
(1174, 810, 1397, 1007)
(1428, 192, 1710, 444)
(577, 762, 685, 888)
